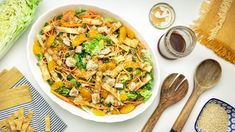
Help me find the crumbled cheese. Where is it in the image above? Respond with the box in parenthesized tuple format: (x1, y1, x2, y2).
(65, 57, 77, 67)
(86, 60, 98, 71)
(63, 37, 71, 46)
(115, 83, 123, 89)
(91, 93, 100, 104)
(100, 47, 111, 55)
(75, 46, 83, 53)
(69, 88, 79, 97)
(97, 26, 109, 34)
(104, 95, 114, 104)
(129, 82, 137, 91)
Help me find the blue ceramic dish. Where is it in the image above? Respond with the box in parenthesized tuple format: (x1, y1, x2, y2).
(195, 98, 235, 132)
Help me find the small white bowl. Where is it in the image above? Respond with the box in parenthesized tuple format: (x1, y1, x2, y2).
(27, 4, 160, 123)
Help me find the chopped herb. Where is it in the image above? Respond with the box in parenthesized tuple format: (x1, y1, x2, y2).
(70, 78, 81, 88)
(67, 74, 74, 80)
(36, 54, 43, 60)
(55, 86, 71, 96)
(47, 80, 53, 86)
(82, 23, 87, 28)
(135, 68, 142, 76)
(126, 68, 133, 72)
(39, 30, 43, 35)
(44, 22, 49, 27)
(100, 97, 104, 102)
(75, 82, 81, 88)
(69, 46, 74, 50)
(103, 58, 109, 63)
(107, 102, 112, 107)
(57, 72, 63, 79)
(70, 78, 76, 85)
(51, 42, 57, 47)
(123, 83, 127, 89)
(141, 72, 146, 78)
(56, 32, 62, 37)
(56, 15, 62, 20)
(65, 53, 70, 58)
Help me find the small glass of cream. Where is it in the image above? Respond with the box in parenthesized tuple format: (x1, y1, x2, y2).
(149, 3, 175, 29)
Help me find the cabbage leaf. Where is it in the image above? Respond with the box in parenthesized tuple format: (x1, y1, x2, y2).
(0, 0, 41, 59)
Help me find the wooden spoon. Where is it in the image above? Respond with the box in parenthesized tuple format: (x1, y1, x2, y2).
(171, 59, 222, 132)
(142, 73, 189, 132)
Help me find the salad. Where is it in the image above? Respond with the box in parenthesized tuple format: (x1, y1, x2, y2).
(33, 8, 154, 116)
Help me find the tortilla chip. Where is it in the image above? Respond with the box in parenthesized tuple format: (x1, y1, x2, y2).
(0, 67, 23, 92)
(102, 83, 120, 101)
(0, 110, 19, 128)
(8, 120, 16, 130)
(1, 127, 9, 132)
(0, 108, 35, 132)
(0, 69, 8, 78)
(0, 85, 32, 110)
(14, 118, 24, 130)
(0, 119, 8, 128)
(26, 126, 35, 132)
(45, 115, 50, 132)
(21, 110, 34, 132)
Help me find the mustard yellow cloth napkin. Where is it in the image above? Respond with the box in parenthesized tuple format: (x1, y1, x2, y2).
(193, 0, 235, 63)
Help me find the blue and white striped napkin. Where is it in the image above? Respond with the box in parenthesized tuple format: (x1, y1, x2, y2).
(0, 76, 67, 132)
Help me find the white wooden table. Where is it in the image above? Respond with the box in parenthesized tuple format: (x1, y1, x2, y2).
(1, 0, 235, 131)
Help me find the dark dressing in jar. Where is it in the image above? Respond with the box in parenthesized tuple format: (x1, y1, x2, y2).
(157, 26, 196, 60)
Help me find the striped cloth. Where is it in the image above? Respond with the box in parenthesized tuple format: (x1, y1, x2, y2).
(0, 77, 67, 132)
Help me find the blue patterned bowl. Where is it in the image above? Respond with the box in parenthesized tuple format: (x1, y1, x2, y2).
(195, 98, 235, 132)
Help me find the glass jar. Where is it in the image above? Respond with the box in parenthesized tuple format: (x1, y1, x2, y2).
(149, 3, 175, 29)
(158, 26, 196, 60)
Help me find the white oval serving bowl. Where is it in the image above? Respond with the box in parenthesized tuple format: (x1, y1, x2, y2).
(27, 4, 160, 123)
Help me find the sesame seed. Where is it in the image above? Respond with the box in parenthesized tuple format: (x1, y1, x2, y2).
(197, 103, 229, 132)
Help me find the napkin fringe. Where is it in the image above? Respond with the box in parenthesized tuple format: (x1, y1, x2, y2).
(194, 29, 235, 64)
(192, 0, 235, 64)
(192, 0, 212, 29)
(208, 0, 233, 40)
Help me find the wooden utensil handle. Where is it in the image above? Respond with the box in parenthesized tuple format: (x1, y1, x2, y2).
(171, 91, 199, 132)
(142, 103, 166, 132)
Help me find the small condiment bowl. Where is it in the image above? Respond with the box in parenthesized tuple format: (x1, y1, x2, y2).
(195, 98, 235, 132)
